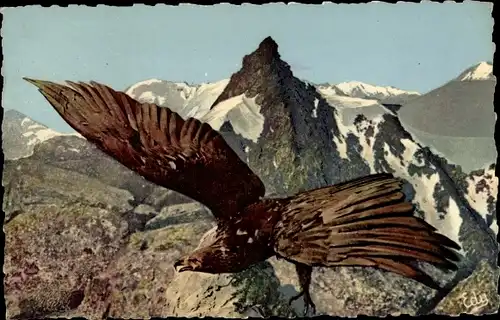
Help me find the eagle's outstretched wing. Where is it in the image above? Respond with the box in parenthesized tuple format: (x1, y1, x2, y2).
(24, 78, 265, 220)
(273, 173, 461, 289)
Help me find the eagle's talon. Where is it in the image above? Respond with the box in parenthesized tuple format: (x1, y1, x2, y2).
(303, 293, 316, 316)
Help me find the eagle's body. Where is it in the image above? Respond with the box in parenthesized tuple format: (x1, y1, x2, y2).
(25, 78, 461, 316)
(188, 199, 282, 274)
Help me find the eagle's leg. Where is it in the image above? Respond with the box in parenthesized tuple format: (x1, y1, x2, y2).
(288, 263, 316, 316)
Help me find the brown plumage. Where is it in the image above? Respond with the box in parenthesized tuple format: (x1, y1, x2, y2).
(25, 78, 461, 316)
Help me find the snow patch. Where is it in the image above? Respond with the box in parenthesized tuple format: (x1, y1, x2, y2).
(312, 98, 319, 118)
(459, 62, 494, 81)
(490, 223, 499, 236)
(22, 131, 35, 137)
(125, 78, 165, 94)
(25, 128, 62, 145)
(273, 157, 278, 169)
(400, 138, 425, 167)
(465, 166, 497, 222)
(22, 127, 82, 146)
(20, 117, 31, 126)
(126, 78, 229, 121)
(357, 118, 379, 173)
(202, 94, 264, 143)
(27, 124, 45, 130)
(318, 89, 381, 109)
(331, 116, 349, 160)
(183, 79, 230, 119)
(335, 81, 420, 97)
(137, 91, 167, 106)
(429, 197, 464, 251)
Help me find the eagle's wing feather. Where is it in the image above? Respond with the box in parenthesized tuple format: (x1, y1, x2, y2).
(24, 78, 265, 220)
(273, 173, 461, 289)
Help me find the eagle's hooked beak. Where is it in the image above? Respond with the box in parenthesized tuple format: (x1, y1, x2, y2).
(173, 257, 199, 273)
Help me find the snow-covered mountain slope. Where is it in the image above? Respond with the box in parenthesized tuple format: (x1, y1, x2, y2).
(317, 81, 420, 104)
(336, 81, 420, 99)
(125, 78, 229, 120)
(318, 92, 390, 125)
(127, 77, 417, 129)
(2, 109, 82, 160)
(317, 87, 381, 108)
(126, 78, 267, 144)
(457, 61, 494, 81)
(200, 94, 264, 143)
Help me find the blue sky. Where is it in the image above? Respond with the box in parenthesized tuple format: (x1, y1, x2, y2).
(2, 2, 494, 132)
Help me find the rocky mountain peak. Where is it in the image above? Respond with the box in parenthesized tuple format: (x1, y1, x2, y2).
(210, 36, 293, 108)
(201, 37, 342, 197)
(242, 36, 281, 67)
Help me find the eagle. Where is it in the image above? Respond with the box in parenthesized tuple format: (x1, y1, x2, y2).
(24, 78, 461, 316)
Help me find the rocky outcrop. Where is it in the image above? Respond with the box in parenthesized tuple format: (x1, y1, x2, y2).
(3, 178, 131, 318)
(432, 260, 499, 315)
(164, 262, 296, 318)
(2, 156, 212, 319)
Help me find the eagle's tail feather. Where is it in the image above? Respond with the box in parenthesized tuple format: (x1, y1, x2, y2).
(333, 256, 442, 290)
(316, 211, 459, 288)
(278, 174, 461, 290)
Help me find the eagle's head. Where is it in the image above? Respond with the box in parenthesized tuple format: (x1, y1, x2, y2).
(173, 247, 234, 274)
(173, 242, 244, 274)
(173, 256, 203, 273)
(173, 226, 267, 274)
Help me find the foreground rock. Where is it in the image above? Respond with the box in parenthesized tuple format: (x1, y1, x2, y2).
(165, 262, 296, 317)
(4, 202, 129, 319)
(269, 258, 436, 317)
(72, 219, 215, 319)
(432, 260, 500, 315)
(2, 158, 135, 319)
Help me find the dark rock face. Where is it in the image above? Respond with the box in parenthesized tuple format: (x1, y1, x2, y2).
(210, 37, 342, 196)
